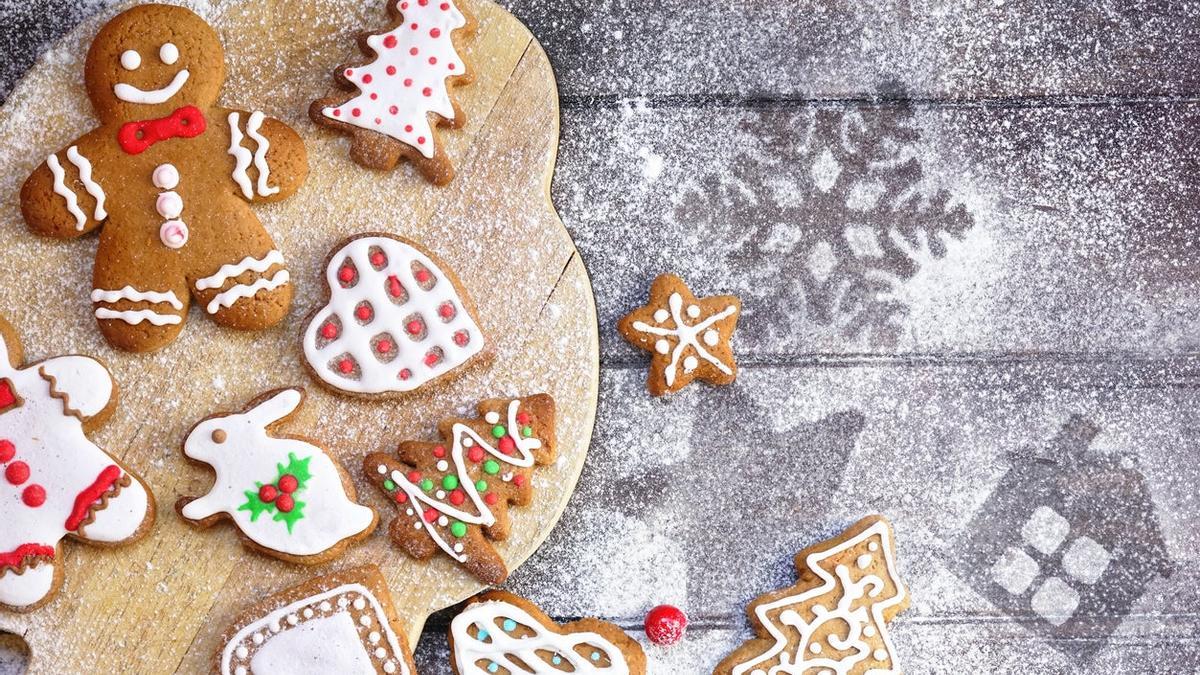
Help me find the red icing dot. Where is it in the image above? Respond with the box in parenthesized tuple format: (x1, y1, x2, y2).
(339, 266, 355, 283)
(419, 0, 428, 5)
(406, 320, 423, 335)
(423, 352, 439, 367)
(513, 474, 525, 488)
(5, 461, 29, 486)
(499, 436, 516, 455)
(404, 78, 414, 87)
(449, 489, 465, 506)
(415, 269, 432, 283)
(394, 491, 408, 504)
(276, 494, 295, 513)
(407, 471, 422, 483)
(484, 493, 499, 506)
(0, 440, 14, 463)
(423, 507, 438, 523)
(430, 28, 442, 38)
(363, 74, 373, 84)
(441, 2, 450, 8)
(453, 331, 469, 347)
(422, 87, 432, 97)
(516, 411, 531, 425)
(645, 605, 688, 646)
(438, 303, 455, 319)
(370, 93, 379, 100)
(22, 484, 45, 508)
(338, 358, 354, 374)
(410, 22, 419, 30)
(352, 108, 362, 117)
(384, 35, 398, 49)
(399, 369, 412, 380)
(356, 306, 374, 322)
(448, 63, 456, 71)
(387, 65, 397, 76)
(345, 69, 354, 77)
(404, 124, 414, 133)
(321, 322, 339, 340)
(468, 447, 484, 463)
(390, 105, 399, 115)
(370, 251, 387, 266)
(429, 57, 438, 65)
(400, 1, 409, 7)
(410, 47, 419, 56)
(333, 109, 342, 117)
(417, 136, 426, 144)
(433, 445, 447, 458)
(375, 118, 383, 125)
(278, 474, 299, 494)
(387, 276, 404, 297)
(377, 339, 394, 354)
(259, 484, 279, 503)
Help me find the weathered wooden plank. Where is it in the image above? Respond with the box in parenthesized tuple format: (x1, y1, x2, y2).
(557, 100, 1200, 359)
(6, 2, 1200, 102)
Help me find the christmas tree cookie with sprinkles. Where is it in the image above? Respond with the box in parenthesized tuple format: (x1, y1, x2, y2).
(364, 394, 556, 584)
(216, 565, 417, 675)
(302, 233, 488, 398)
(311, 0, 477, 185)
(177, 388, 377, 564)
(450, 590, 647, 675)
(618, 274, 742, 396)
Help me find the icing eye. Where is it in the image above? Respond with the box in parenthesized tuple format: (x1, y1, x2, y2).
(120, 50, 141, 71)
(211, 429, 227, 444)
(159, 42, 179, 65)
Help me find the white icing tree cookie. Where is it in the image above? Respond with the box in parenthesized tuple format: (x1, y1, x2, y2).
(363, 395, 555, 584)
(311, 0, 477, 185)
(302, 233, 487, 398)
(178, 388, 377, 564)
(0, 314, 155, 612)
(715, 515, 910, 675)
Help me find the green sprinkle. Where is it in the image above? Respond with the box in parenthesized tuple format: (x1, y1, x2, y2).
(522, 426, 533, 437)
(491, 425, 506, 438)
(483, 460, 501, 475)
(450, 522, 467, 537)
(383, 480, 396, 491)
(475, 479, 488, 492)
(442, 475, 459, 490)
(420, 478, 434, 492)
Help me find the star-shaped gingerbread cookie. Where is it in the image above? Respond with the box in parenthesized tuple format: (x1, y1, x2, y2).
(618, 274, 741, 396)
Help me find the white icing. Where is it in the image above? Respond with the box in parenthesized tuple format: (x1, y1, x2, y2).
(301, 236, 484, 394)
(632, 292, 737, 387)
(228, 111, 279, 199)
(180, 388, 375, 556)
(196, 250, 286, 291)
(120, 50, 140, 70)
(113, 68, 189, 104)
(94, 307, 182, 326)
(91, 286, 184, 310)
(66, 146, 107, 222)
(451, 599, 629, 674)
(160, 221, 189, 249)
(157, 192, 183, 219)
(204, 269, 290, 314)
(159, 42, 179, 65)
(46, 153, 85, 231)
(391, 400, 539, 563)
(729, 520, 906, 675)
(153, 163, 179, 189)
(322, 0, 468, 158)
(0, 334, 150, 608)
(219, 583, 409, 675)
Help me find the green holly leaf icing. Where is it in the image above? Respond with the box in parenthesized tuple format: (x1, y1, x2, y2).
(273, 499, 306, 533)
(238, 483, 273, 522)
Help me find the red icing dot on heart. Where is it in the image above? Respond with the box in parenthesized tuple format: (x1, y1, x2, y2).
(399, 368, 413, 380)
(400, 1, 409, 7)
(439, 303, 455, 319)
(453, 331, 469, 347)
(423, 508, 438, 523)
(22, 484, 46, 508)
(431, 28, 442, 38)
(338, 358, 355, 374)
(387, 277, 404, 297)
(321, 323, 339, 340)
(375, 118, 382, 125)
(449, 489, 465, 506)
(384, 35, 398, 48)
(406, 320, 423, 335)
(484, 493, 499, 506)
(339, 266, 356, 283)
(415, 269, 432, 283)
(468, 447, 484, 463)
(419, 0, 428, 5)
(370, 251, 387, 267)
(6, 461, 30, 486)
(377, 339, 394, 354)
(423, 351, 440, 367)
(0, 440, 14, 463)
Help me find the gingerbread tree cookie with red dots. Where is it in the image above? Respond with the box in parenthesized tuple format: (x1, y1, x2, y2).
(0, 313, 155, 612)
(19, 4, 309, 353)
(618, 274, 742, 396)
(311, 0, 477, 185)
(363, 394, 555, 584)
(302, 233, 488, 398)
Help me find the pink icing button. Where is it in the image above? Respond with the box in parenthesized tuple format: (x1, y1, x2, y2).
(160, 220, 189, 249)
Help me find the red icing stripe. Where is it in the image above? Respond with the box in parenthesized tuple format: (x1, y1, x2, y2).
(0, 543, 54, 568)
(66, 465, 122, 532)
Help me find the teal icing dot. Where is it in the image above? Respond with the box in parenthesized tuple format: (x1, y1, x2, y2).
(502, 618, 517, 632)
(552, 655, 562, 665)
(487, 662, 499, 674)
(477, 627, 490, 642)
(591, 651, 601, 661)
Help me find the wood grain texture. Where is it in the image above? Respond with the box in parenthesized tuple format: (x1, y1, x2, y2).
(0, 0, 597, 672)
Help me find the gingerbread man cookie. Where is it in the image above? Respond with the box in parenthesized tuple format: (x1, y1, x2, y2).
(311, 0, 477, 185)
(20, 4, 308, 353)
(618, 274, 741, 396)
(0, 314, 155, 612)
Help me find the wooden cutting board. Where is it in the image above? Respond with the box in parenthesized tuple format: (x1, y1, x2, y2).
(0, 0, 598, 672)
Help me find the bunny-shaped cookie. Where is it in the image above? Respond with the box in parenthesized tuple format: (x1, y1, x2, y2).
(177, 388, 376, 564)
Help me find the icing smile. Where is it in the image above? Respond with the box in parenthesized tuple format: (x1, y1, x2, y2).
(114, 69, 190, 105)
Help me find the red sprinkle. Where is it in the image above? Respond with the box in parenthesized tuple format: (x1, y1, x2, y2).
(407, 471, 422, 483)
(433, 445, 447, 458)
(512, 474, 525, 488)
(449, 489, 465, 506)
(423, 508, 439, 523)
(468, 447, 484, 463)
(499, 436, 516, 455)
(517, 411, 531, 425)
(645, 605, 688, 646)
(22, 484, 46, 508)
(5, 461, 29, 486)
(394, 491, 408, 504)
(484, 493, 499, 506)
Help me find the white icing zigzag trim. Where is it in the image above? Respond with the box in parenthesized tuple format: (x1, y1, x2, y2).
(196, 250, 286, 291)
(205, 270, 290, 315)
(91, 286, 183, 310)
(95, 308, 182, 326)
(228, 111, 279, 200)
(46, 147, 108, 231)
(67, 147, 106, 222)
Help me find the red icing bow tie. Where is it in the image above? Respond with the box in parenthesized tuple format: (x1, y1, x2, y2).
(118, 105, 207, 155)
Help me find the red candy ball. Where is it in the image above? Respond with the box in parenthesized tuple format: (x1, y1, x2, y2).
(644, 605, 687, 646)
(22, 484, 46, 508)
(5, 461, 30, 486)
(275, 494, 295, 513)
(258, 484, 279, 503)
(0, 439, 14, 463)
(278, 474, 299, 494)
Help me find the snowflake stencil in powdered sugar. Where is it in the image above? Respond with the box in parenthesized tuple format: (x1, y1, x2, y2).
(674, 87, 974, 346)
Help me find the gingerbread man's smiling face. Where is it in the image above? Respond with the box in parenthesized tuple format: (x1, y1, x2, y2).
(84, 4, 225, 124)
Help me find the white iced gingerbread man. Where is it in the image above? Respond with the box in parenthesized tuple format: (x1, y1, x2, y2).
(0, 315, 155, 612)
